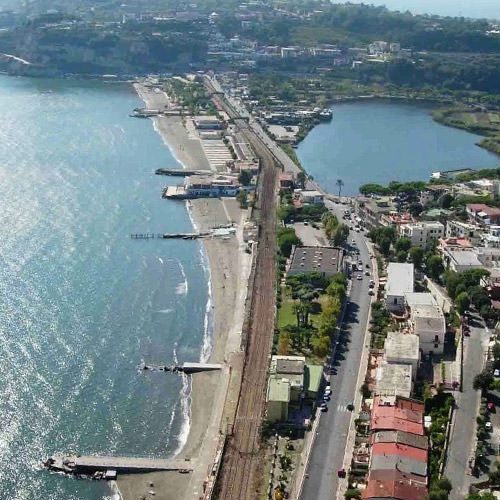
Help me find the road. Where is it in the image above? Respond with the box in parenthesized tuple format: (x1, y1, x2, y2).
(301, 204, 373, 500)
(445, 318, 490, 499)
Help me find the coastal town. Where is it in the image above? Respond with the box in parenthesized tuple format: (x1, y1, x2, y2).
(36, 66, 500, 500)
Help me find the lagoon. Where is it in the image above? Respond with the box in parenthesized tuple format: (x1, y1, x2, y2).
(296, 101, 499, 196)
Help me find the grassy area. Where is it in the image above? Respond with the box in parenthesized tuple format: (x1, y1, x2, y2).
(432, 106, 500, 156)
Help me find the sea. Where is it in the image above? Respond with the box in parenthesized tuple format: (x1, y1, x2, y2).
(0, 76, 211, 499)
(296, 100, 499, 196)
(332, 0, 500, 19)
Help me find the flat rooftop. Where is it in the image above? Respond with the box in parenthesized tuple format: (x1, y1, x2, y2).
(386, 263, 414, 297)
(375, 363, 412, 399)
(287, 246, 343, 277)
(384, 332, 419, 363)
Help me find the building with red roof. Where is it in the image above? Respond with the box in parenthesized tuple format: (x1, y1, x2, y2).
(362, 478, 428, 500)
(371, 442, 427, 463)
(370, 396, 425, 436)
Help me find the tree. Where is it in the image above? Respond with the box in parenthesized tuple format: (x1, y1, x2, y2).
(311, 334, 330, 357)
(277, 228, 301, 257)
(493, 343, 500, 362)
(409, 246, 424, 268)
(395, 237, 412, 253)
(238, 170, 252, 186)
(473, 369, 493, 391)
(409, 202, 423, 217)
(333, 224, 349, 246)
(379, 237, 392, 257)
(336, 178, 344, 200)
(397, 250, 408, 262)
(296, 171, 306, 189)
(466, 492, 496, 499)
(427, 255, 444, 280)
(455, 291, 470, 315)
(439, 193, 454, 209)
(433, 478, 452, 494)
(236, 189, 248, 208)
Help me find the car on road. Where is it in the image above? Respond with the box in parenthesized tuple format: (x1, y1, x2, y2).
(365, 271, 370, 276)
(488, 402, 495, 412)
(486, 421, 493, 430)
(325, 385, 332, 395)
(368, 290, 375, 296)
(357, 275, 363, 280)
(320, 405, 328, 412)
(494, 369, 500, 378)
(351, 239, 356, 245)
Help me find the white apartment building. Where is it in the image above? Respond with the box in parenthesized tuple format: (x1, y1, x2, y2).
(405, 293, 445, 356)
(399, 221, 444, 248)
(385, 263, 414, 312)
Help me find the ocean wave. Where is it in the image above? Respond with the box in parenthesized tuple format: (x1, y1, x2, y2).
(173, 373, 191, 457)
(175, 260, 188, 296)
(199, 243, 213, 363)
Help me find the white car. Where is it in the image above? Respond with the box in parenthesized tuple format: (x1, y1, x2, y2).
(357, 275, 363, 280)
(325, 385, 332, 394)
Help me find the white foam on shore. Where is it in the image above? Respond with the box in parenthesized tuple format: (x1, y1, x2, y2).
(185, 200, 214, 362)
(175, 259, 188, 296)
(104, 481, 122, 500)
(171, 344, 192, 456)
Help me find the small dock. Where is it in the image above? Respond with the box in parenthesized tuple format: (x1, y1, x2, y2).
(130, 232, 209, 240)
(155, 168, 211, 177)
(141, 361, 223, 374)
(44, 455, 193, 478)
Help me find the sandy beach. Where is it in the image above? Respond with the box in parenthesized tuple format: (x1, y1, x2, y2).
(117, 83, 251, 500)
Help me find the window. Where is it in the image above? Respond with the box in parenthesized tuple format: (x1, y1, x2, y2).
(394, 298, 398, 305)
(434, 335, 439, 343)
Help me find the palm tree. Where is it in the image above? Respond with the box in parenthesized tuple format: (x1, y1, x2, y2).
(336, 179, 344, 201)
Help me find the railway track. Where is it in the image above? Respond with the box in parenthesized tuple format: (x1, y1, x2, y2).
(207, 81, 279, 500)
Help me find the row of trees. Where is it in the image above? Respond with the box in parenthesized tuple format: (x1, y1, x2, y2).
(321, 212, 349, 247)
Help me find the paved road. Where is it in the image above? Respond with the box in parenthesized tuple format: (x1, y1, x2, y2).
(301, 206, 373, 500)
(445, 318, 490, 499)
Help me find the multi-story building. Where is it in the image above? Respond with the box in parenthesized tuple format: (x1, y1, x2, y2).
(409, 299, 445, 356)
(399, 221, 444, 248)
(385, 263, 414, 313)
(466, 203, 500, 226)
(446, 220, 483, 244)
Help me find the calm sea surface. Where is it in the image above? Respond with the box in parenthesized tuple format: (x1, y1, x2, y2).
(332, 0, 500, 19)
(0, 76, 210, 499)
(296, 101, 499, 196)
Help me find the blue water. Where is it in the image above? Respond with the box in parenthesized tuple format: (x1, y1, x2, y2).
(332, 0, 500, 19)
(296, 101, 499, 196)
(0, 76, 210, 499)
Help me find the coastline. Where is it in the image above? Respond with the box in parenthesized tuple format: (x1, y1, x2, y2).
(117, 83, 251, 500)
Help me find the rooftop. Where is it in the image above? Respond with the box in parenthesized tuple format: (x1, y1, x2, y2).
(447, 250, 483, 268)
(375, 363, 412, 399)
(467, 204, 500, 217)
(370, 453, 427, 477)
(362, 478, 428, 499)
(372, 442, 427, 462)
(287, 246, 343, 277)
(384, 332, 419, 364)
(404, 292, 437, 308)
(267, 376, 290, 403)
(372, 430, 428, 450)
(411, 304, 445, 331)
(386, 263, 414, 297)
(273, 355, 305, 375)
(371, 396, 425, 436)
(304, 364, 323, 394)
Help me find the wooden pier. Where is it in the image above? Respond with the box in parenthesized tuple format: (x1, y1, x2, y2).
(45, 454, 193, 477)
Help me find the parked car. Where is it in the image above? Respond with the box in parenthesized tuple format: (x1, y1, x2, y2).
(494, 369, 500, 378)
(320, 405, 328, 412)
(357, 275, 363, 280)
(486, 421, 493, 430)
(368, 290, 375, 296)
(365, 271, 370, 276)
(325, 385, 332, 394)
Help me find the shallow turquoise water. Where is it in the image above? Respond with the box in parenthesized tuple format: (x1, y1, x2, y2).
(0, 77, 210, 499)
(296, 101, 499, 196)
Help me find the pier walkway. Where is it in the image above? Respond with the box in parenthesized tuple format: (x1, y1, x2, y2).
(141, 362, 223, 374)
(45, 455, 194, 475)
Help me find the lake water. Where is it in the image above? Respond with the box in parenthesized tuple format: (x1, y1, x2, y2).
(296, 101, 499, 196)
(332, 0, 500, 19)
(0, 76, 209, 499)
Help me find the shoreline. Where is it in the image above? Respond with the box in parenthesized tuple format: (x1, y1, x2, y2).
(117, 82, 251, 500)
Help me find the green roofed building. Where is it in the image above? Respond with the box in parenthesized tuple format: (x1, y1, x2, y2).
(266, 355, 323, 423)
(267, 377, 290, 423)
